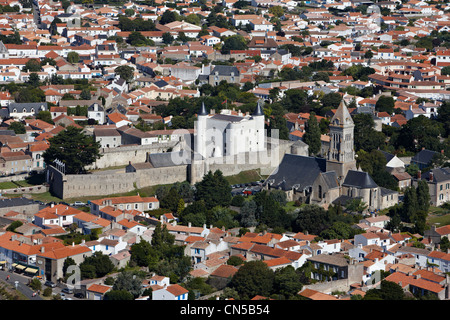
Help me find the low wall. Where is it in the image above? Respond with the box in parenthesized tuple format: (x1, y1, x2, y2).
(1, 185, 49, 195)
(85, 141, 181, 170)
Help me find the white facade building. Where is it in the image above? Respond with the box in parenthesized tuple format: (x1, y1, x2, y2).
(195, 102, 265, 159)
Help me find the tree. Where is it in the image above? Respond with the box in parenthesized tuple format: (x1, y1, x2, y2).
(321, 92, 342, 109)
(416, 180, 430, 213)
(114, 65, 134, 83)
(112, 271, 143, 299)
(23, 59, 41, 72)
(8, 121, 25, 134)
(353, 113, 385, 152)
(67, 51, 79, 64)
(43, 126, 102, 174)
(440, 237, 450, 252)
(273, 266, 303, 299)
(294, 204, 331, 235)
(127, 31, 153, 46)
(6, 220, 22, 232)
(221, 35, 248, 54)
(160, 10, 177, 25)
(27, 73, 40, 87)
(402, 186, 418, 223)
(268, 5, 284, 17)
(375, 95, 395, 114)
(364, 280, 405, 300)
(162, 32, 174, 45)
(194, 170, 232, 209)
(238, 200, 258, 227)
(79, 252, 114, 279)
(104, 290, 134, 300)
(80, 88, 91, 100)
(303, 112, 322, 156)
(230, 260, 274, 299)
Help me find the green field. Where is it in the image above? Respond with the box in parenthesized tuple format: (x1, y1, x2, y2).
(427, 206, 450, 227)
(225, 169, 266, 185)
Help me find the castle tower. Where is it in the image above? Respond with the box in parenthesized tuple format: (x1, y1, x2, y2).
(326, 100, 356, 182)
(252, 101, 265, 153)
(195, 102, 208, 159)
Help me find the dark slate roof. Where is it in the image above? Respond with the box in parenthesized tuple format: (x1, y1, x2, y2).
(8, 103, 47, 113)
(211, 114, 244, 122)
(320, 171, 339, 189)
(148, 151, 191, 168)
(253, 102, 264, 116)
(422, 167, 450, 183)
(342, 170, 378, 189)
(211, 65, 240, 76)
(198, 102, 208, 116)
(266, 154, 326, 191)
(0, 197, 36, 208)
(411, 149, 437, 166)
(380, 187, 397, 196)
(154, 80, 168, 88)
(332, 195, 361, 206)
(380, 150, 395, 163)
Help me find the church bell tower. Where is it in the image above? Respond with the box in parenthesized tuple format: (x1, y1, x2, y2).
(326, 100, 357, 182)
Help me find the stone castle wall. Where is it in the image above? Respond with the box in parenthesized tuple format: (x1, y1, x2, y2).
(47, 138, 298, 199)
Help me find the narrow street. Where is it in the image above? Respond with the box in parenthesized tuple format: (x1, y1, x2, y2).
(0, 269, 43, 300)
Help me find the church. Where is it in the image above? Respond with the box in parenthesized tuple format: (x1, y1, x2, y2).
(265, 100, 398, 212)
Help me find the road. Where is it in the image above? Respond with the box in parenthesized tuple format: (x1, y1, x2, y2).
(0, 269, 42, 300)
(0, 269, 82, 300)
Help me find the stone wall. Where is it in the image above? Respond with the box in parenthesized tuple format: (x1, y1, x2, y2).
(302, 263, 364, 294)
(47, 138, 295, 199)
(47, 164, 188, 199)
(85, 141, 182, 170)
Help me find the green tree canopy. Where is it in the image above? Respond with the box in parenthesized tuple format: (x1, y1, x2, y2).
(230, 260, 274, 299)
(42, 126, 102, 174)
(114, 65, 134, 83)
(303, 112, 322, 156)
(194, 170, 232, 209)
(221, 35, 248, 54)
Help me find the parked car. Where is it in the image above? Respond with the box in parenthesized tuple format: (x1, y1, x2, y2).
(74, 292, 85, 299)
(73, 201, 86, 207)
(61, 287, 73, 294)
(45, 280, 56, 288)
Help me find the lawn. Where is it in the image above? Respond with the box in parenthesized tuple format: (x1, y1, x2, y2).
(427, 206, 450, 227)
(0, 181, 19, 189)
(226, 169, 266, 186)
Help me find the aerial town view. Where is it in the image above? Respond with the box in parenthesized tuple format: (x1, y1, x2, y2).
(0, 0, 449, 307)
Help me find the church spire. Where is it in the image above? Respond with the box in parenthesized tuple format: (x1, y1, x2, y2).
(331, 99, 353, 126)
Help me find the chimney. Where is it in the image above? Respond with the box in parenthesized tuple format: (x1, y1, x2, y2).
(40, 246, 45, 253)
(417, 170, 421, 179)
(429, 171, 434, 182)
(188, 222, 192, 228)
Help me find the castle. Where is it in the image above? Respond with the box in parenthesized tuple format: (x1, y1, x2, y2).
(46, 100, 397, 211)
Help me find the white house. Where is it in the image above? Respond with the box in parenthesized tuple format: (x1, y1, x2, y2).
(152, 284, 189, 300)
